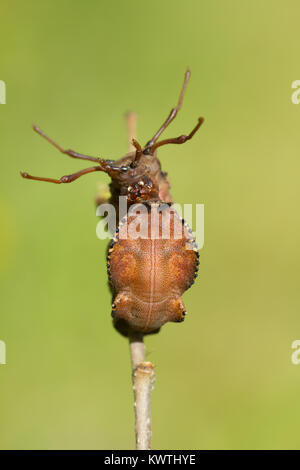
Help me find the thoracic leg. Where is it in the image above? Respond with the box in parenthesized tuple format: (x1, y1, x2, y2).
(33, 125, 101, 163)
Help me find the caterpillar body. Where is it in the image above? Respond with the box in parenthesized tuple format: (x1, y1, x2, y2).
(21, 69, 204, 336)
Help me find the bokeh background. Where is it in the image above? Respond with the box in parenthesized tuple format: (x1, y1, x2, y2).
(1, 0, 300, 450)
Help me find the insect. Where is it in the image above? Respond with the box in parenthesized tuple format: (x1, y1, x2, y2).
(21, 69, 204, 337)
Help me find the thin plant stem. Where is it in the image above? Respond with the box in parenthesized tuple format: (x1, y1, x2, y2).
(129, 334, 155, 450)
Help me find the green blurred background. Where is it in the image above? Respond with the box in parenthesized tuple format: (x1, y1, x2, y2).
(1, 0, 300, 450)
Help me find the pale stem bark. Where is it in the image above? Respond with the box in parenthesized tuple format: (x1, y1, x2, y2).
(125, 111, 138, 152)
(129, 334, 156, 450)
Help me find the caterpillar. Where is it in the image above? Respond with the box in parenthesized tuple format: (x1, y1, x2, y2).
(21, 69, 204, 337)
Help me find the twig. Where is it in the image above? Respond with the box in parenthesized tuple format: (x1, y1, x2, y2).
(129, 334, 156, 450)
(125, 111, 138, 152)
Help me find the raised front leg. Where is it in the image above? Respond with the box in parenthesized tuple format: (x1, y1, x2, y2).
(149, 117, 204, 153)
(146, 69, 191, 148)
(33, 125, 101, 163)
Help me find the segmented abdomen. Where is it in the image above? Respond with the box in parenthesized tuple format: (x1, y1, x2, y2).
(107, 204, 199, 336)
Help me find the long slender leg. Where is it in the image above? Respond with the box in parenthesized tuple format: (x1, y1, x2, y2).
(150, 117, 204, 152)
(145, 69, 191, 149)
(20, 166, 104, 184)
(33, 125, 100, 163)
(131, 138, 143, 167)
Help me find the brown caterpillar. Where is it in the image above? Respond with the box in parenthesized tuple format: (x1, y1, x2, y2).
(21, 69, 204, 337)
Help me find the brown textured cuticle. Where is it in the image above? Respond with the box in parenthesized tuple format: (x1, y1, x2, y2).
(109, 208, 199, 336)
